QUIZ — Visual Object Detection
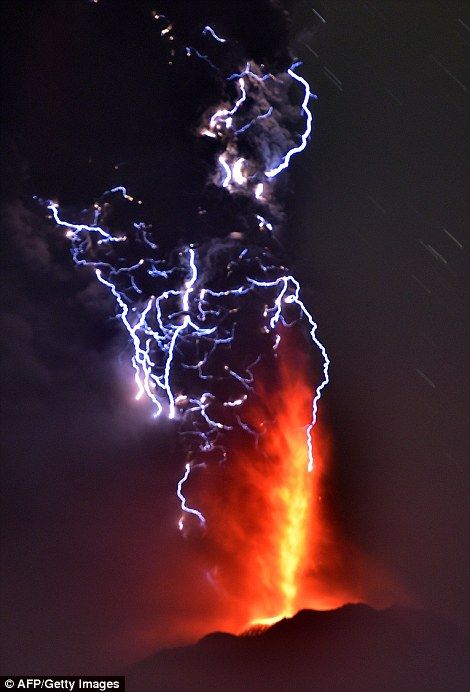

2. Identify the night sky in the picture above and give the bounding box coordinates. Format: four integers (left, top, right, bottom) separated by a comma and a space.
1, 0, 469, 675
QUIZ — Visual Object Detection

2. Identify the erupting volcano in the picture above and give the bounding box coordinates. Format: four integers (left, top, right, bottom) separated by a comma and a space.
193, 336, 334, 630
36, 0, 410, 651
2, 0, 468, 685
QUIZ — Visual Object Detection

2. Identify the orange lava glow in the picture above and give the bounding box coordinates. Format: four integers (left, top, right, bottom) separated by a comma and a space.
164, 333, 408, 650
248, 370, 317, 625
244, 348, 344, 627
185, 335, 359, 634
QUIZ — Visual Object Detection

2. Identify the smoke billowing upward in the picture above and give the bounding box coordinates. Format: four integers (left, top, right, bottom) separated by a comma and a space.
2, 0, 468, 676
46, 0, 328, 531
35, 0, 400, 639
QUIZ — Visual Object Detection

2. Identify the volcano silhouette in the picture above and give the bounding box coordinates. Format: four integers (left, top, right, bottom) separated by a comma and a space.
127, 603, 468, 691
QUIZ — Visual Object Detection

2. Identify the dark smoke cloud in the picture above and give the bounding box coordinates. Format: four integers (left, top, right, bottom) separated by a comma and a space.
0, 3, 319, 673
2, 0, 467, 677
0, 146, 152, 439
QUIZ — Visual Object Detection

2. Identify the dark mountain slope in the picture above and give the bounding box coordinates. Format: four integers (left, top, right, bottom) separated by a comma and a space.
128, 604, 468, 691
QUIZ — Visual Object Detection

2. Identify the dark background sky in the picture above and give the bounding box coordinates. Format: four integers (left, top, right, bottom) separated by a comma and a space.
1, 0, 469, 675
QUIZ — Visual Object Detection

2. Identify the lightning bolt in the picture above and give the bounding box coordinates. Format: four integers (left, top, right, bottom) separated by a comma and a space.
265, 62, 315, 178
202, 25, 227, 43
45, 19, 329, 529
177, 463, 206, 529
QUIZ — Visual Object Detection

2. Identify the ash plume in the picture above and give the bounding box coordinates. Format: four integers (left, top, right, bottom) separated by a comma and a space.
44, 1, 328, 547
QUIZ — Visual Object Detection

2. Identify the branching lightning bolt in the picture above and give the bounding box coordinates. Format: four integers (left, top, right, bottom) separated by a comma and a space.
45, 20, 329, 530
